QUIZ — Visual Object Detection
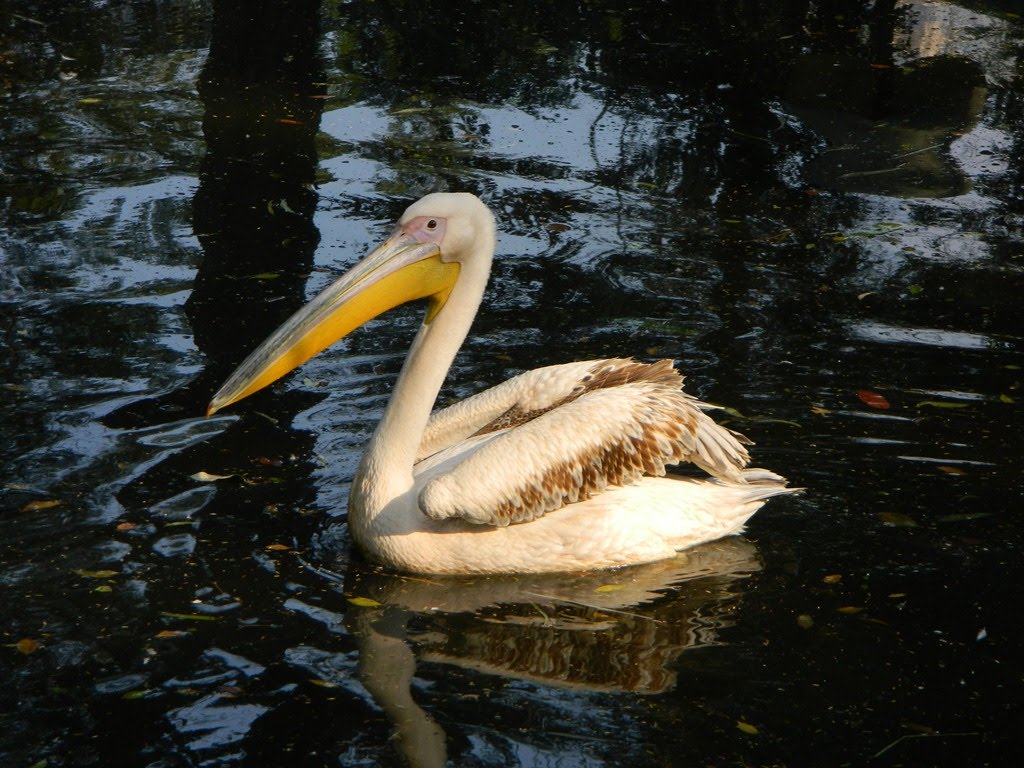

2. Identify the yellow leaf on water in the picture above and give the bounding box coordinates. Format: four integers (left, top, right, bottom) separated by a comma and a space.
348, 596, 382, 608
73, 569, 119, 579
190, 471, 234, 482
796, 614, 814, 629
265, 543, 290, 551
878, 511, 918, 527
737, 721, 759, 735
16, 638, 40, 655
21, 499, 61, 513
837, 606, 864, 614
823, 574, 842, 584
595, 584, 624, 593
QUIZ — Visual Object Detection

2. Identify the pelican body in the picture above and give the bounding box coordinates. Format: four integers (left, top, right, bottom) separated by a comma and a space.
208, 193, 796, 574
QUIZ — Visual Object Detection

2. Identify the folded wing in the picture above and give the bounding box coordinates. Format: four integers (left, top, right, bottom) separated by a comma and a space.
418, 377, 751, 527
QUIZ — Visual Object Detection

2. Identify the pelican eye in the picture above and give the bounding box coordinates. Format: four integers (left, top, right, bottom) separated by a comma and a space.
426, 219, 438, 230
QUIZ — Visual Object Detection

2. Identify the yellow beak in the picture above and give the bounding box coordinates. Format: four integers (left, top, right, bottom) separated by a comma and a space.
207, 232, 460, 415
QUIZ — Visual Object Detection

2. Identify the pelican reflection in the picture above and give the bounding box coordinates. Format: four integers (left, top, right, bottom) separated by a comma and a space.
326, 537, 761, 767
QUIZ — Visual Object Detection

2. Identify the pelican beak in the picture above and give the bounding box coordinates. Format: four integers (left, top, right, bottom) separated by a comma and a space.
207, 232, 459, 415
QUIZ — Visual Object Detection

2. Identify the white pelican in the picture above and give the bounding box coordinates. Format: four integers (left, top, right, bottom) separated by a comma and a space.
208, 193, 796, 574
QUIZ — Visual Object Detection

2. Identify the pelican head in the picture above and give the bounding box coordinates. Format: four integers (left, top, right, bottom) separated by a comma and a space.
207, 192, 496, 416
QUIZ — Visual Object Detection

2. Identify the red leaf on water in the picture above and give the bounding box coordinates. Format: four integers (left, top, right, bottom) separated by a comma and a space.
857, 389, 890, 409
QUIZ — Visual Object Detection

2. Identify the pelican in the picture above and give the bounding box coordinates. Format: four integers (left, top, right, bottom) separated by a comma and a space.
208, 193, 796, 574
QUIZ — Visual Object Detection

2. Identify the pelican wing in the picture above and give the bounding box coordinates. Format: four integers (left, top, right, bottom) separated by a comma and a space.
418, 380, 752, 527
418, 358, 687, 462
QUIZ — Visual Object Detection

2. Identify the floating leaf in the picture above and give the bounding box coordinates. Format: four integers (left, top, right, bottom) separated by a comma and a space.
161, 612, 220, 622
347, 596, 382, 608
21, 499, 61, 513
116, 522, 137, 531
78, 97, 102, 104
936, 465, 966, 475
857, 390, 890, 409
856, 291, 874, 300
248, 272, 280, 280
916, 400, 969, 410
94, 585, 113, 593
190, 471, 234, 482
154, 630, 186, 639
265, 543, 290, 551
837, 606, 864, 614
810, 406, 830, 416
878, 512, 918, 527
122, 690, 151, 700
17, 638, 40, 655
595, 584, 624, 593
545, 222, 570, 232
277, 118, 304, 126
908, 285, 924, 295
796, 614, 814, 629
999, 394, 1014, 404
309, 678, 338, 687
822, 574, 842, 584
737, 721, 759, 735
73, 569, 119, 579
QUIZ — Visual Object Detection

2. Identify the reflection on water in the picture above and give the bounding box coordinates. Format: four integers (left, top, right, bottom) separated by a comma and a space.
296, 539, 759, 767
2, 1, 1023, 766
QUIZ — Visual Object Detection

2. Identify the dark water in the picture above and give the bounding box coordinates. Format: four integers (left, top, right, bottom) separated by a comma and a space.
2, 1, 1023, 765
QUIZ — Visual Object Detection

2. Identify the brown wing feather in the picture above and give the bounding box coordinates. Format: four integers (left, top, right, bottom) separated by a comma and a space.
419, 379, 751, 527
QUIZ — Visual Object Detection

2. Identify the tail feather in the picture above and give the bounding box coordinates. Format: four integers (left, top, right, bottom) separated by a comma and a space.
733, 468, 803, 504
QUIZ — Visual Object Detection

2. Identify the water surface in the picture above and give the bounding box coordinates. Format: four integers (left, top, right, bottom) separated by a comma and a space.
2, 1, 1022, 766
